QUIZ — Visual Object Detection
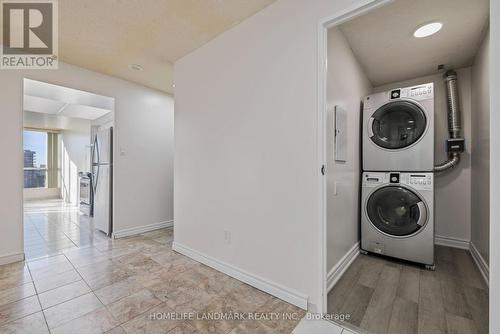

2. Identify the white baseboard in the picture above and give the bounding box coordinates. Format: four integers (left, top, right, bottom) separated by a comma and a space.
434, 236, 488, 286
327, 242, 360, 293
113, 220, 173, 239
469, 242, 489, 285
172, 241, 308, 310
0, 252, 25, 266
435, 235, 470, 249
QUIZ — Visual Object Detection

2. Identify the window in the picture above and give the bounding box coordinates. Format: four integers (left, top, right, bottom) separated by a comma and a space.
23, 130, 58, 188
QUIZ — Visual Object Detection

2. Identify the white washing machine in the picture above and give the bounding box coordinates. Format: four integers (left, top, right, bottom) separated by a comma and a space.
361, 172, 434, 266
362, 83, 434, 171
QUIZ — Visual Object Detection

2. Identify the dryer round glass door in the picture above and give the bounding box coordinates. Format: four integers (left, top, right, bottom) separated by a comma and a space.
369, 100, 427, 149
366, 186, 428, 237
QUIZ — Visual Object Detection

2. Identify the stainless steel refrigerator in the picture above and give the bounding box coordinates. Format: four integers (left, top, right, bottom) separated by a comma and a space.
92, 127, 113, 236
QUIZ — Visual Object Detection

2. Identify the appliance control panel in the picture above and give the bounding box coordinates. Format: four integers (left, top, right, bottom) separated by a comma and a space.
363, 172, 433, 189
407, 174, 433, 189
389, 83, 433, 100
362, 172, 388, 187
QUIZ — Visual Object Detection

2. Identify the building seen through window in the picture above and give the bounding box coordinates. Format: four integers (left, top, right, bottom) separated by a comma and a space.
23, 130, 48, 188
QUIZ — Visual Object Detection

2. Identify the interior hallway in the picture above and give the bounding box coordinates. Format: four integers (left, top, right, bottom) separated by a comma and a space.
327, 246, 488, 334
1, 223, 306, 333
23, 199, 108, 260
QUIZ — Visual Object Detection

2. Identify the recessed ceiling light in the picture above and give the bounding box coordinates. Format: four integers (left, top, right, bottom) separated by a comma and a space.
128, 64, 143, 71
413, 22, 442, 38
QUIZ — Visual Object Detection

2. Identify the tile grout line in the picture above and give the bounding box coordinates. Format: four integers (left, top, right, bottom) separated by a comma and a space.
26, 215, 49, 253
0, 281, 34, 303
29, 254, 87, 300
5, 213, 175, 331
103, 295, 161, 328
96, 233, 179, 328
43, 252, 104, 332
24, 259, 51, 333
62, 235, 171, 329
26, 206, 96, 258
6, 230, 239, 330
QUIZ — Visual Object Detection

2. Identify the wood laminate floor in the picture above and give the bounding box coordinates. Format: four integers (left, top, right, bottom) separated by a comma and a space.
327, 246, 488, 334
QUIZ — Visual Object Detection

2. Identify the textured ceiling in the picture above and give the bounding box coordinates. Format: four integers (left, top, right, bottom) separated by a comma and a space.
58, 0, 276, 94
337, 0, 489, 86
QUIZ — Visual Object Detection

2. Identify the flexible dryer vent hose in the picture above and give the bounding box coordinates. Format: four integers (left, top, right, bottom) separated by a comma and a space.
434, 152, 460, 172
434, 70, 462, 172
444, 71, 462, 138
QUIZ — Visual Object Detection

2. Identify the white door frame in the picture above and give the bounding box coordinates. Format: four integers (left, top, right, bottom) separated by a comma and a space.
490, 1, 499, 333
315, 0, 394, 314
317, 3, 499, 333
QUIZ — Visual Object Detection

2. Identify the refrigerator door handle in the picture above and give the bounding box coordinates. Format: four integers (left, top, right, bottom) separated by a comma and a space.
93, 165, 99, 195
95, 135, 100, 165
92, 135, 99, 195
91, 136, 96, 165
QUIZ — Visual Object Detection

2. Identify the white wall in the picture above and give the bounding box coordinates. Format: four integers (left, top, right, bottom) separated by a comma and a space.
326, 27, 372, 272
174, 0, 383, 311
23, 188, 61, 201
24, 110, 90, 130
471, 28, 490, 265
374, 68, 472, 244
490, 1, 499, 331
60, 122, 92, 205
92, 112, 114, 128
0, 62, 174, 262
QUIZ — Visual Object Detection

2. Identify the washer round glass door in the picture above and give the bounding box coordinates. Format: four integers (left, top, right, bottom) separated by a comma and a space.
366, 186, 427, 237
369, 100, 427, 149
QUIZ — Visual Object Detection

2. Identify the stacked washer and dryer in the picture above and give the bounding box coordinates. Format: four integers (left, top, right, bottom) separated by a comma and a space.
360, 82, 436, 269
359, 71, 465, 269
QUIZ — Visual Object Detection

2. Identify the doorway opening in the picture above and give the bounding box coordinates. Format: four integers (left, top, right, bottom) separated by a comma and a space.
319, 0, 490, 333
23, 78, 115, 260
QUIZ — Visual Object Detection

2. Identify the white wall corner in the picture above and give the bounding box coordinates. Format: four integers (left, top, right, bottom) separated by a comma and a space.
434, 235, 470, 250
112, 220, 173, 239
327, 242, 360, 293
172, 241, 309, 310
0, 252, 25, 266
306, 302, 320, 314
470, 242, 489, 285
435, 236, 488, 286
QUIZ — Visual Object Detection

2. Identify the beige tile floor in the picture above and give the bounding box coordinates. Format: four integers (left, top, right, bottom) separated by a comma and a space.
23, 199, 109, 259
1, 201, 306, 333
